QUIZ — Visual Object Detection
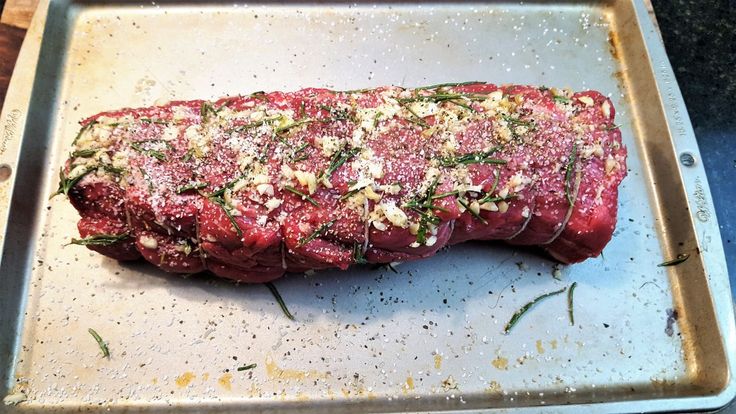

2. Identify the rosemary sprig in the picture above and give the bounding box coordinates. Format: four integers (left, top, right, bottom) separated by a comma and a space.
72, 121, 97, 145
567, 282, 578, 325
176, 182, 208, 194
658, 253, 690, 267
415, 81, 486, 90
297, 219, 336, 247
398, 93, 486, 104
131, 142, 166, 162
50, 168, 92, 199
265, 282, 295, 320
564, 142, 578, 206
88, 328, 110, 358
237, 363, 257, 371
353, 242, 367, 264
437, 149, 506, 167
553, 95, 571, 104
320, 147, 361, 181
504, 287, 567, 334
283, 185, 319, 206
71, 148, 98, 158
69, 232, 130, 246
457, 199, 488, 225
209, 196, 243, 237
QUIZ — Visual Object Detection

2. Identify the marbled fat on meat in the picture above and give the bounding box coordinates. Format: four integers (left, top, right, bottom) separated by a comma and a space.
57, 83, 627, 283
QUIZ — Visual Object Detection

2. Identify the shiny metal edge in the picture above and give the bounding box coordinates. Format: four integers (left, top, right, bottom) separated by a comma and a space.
630, 0, 736, 408
0, 0, 733, 413
0, 0, 51, 394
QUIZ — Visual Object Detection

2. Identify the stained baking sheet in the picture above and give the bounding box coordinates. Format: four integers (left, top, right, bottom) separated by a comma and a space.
0, 0, 734, 412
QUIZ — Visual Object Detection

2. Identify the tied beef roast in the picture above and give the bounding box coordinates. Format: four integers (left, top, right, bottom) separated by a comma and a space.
55, 83, 627, 283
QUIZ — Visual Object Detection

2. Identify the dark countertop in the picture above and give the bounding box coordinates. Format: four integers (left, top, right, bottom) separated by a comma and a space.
651, 0, 735, 299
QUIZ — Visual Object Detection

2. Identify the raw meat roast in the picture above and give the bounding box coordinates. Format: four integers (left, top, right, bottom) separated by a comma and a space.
56, 83, 627, 283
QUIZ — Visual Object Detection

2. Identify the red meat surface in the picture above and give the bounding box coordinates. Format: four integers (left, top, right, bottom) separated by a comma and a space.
57, 83, 627, 282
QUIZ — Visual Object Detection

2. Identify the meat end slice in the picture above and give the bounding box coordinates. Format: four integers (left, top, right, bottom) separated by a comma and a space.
56, 83, 627, 282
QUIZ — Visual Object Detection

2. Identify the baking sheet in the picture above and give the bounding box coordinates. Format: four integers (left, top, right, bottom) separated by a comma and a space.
0, 0, 734, 412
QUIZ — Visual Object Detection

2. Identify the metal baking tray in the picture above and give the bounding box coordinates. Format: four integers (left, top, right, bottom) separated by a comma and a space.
1, 0, 733, 412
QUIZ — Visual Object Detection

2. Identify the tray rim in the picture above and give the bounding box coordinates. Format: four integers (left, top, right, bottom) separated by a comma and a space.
0, 0, 734, 412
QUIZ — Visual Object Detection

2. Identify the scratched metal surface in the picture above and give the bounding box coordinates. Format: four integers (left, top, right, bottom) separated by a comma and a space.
0, 0, 733, 412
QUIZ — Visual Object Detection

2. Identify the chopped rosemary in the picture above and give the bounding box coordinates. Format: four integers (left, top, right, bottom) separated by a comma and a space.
275, 118, 312, 134
283, 185, 319, 206
321, 147, 361, 181
69, 232, 130, 246
415, 81, 486, 90
176, 182, 208, 194
404, 200, 449, 213
340, 184, 368, 201
209, 196, 243, 237
139, 118, 167, 125
404, 176, 444, 244
373, 111, 383, 128
658, 253, 690, 267
457, 199, 488, 225
317, 104, 352, 121
216, 98, 234, 112
402, 104, 429, 128
72, 121, 97, 145
297, 219, 336, 247
564, 142, 578, 206
200, 102, 218, 122
503, 286, 567, 334
237, 363, 257, 371
292, 153, 310, 162
437, 149, 506, 167
331, 87, 372, 94
553, 95, 571, 104
502, 115, 534, 128
71, 148, 98, 158
182, 149, 194, 162
567, 282, 577, 325
430, 190, 459, 200
603, 124, 620, 131
131, 142, 166, 162
477, 170, 502, 204
229, 116, 280, 133
265, 282, 295, 321
50, 168, 92, 199
208, 175, 246, 198
88, 328, 110, 358
102, 164, 125, 176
